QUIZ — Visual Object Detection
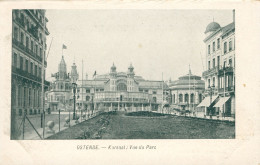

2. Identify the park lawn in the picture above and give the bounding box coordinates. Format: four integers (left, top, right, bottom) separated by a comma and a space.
47, 111, 235, 139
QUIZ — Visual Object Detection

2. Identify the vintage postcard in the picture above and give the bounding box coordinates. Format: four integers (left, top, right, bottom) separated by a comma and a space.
0, 1, 260, 165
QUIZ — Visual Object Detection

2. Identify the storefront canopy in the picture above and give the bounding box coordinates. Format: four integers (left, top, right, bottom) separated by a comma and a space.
213, 97, 230, 107
197, 96, 218, 107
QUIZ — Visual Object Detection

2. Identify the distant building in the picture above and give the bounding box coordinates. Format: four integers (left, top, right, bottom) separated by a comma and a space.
169, 69, 205, 112
11, 10, 50, 117
46, 56, 78, 112
76, 63, 170, 112
199, 10, 235, 118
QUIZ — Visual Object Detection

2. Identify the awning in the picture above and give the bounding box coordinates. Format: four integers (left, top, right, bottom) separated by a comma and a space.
214, 97, 230, 107
197, 96, 218, 107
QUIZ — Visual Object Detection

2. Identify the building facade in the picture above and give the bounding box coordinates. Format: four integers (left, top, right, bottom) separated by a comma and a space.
46, 56, 79, 112
76, 63, 170, 113
199, 10, 235, 118
169, 69, 205, 113
11, 10, 50, 117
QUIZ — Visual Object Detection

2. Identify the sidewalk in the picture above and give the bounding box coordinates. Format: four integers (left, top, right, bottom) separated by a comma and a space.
17, 111, 98, 140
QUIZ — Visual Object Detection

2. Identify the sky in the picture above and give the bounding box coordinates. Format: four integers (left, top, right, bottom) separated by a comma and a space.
45, 9, 233, 82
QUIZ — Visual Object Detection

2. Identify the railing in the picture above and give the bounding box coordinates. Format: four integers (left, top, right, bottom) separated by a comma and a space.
13, 39, 47, 66
202, 67, 219, 77
218, 66, 234, 75
12, 66, 49, 85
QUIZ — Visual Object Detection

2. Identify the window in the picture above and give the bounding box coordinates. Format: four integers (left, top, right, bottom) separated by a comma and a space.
173, 94, 175, 103
39, 67, 41, 78
229, 58, 232, 67
35, 65, 37, 76
213, 42, 215, 52
229, 41, 232, 51
199, 94, 202, 103
213, 77, 215, 86
20, 56, 23, 70
33, 89, 36, 107
40, 48, 42, 57
190, 94, 194, 103
35, 45, 38, 55
213, 58, 215, 68
31, 40, 34, 51
224, 42, 227, 54
29, 88, 31, 106
223, 61, 227, 68
184, 94, 189, 103
30, 62, 33, 74
117, 83, 127, 91
20, 32, 24, 44
208, 79, 210, 87
217, 56, 220, 67
86, 96, 90, 101
13, 53, 17, 67
14, 27, 18, 40
25, 60, 28, 72
208, 61, 210, 70
86, 89, 90, 93
208, 45, 210, 54
179, 94, 183, 103
153, 91, 157, 94
217, 38, 220, 49
26, 37, 29, 48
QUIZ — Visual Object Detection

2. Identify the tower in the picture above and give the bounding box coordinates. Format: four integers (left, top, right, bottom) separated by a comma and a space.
109, 63, 117, 91
127, 63, 135, 92
58, 56, 67, 80
71, 62, 79, 83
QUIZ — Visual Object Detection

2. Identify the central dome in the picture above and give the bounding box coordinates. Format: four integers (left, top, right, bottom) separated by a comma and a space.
205, 22, 221, 34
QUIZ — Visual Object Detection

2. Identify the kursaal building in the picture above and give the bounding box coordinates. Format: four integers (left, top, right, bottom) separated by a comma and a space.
198, 10, 235, 118
76, 63, 170, 113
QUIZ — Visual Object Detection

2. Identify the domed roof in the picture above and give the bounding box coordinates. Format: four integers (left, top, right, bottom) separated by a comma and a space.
205, 22, 221, 34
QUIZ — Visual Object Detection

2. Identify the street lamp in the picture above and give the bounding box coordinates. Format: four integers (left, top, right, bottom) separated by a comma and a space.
208, 84, 215, 119
72, 82, 77, 120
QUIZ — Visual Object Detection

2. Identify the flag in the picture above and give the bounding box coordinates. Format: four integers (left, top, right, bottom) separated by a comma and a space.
93, 71, 96, 78
62, 44, 67, 49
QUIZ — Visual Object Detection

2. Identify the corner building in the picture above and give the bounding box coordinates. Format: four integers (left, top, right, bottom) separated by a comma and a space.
76, 63, 170, 112
11, 10, 50, 117
199, 10, 235, 118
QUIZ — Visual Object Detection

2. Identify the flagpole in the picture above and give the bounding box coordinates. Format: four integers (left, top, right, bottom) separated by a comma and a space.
189, 64, 191, 115
162, 72, 163, 114
42, 12, 46, 139
81, 59, 83, 121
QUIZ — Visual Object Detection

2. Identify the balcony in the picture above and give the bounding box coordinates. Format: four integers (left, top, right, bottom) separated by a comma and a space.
218, 66, 234, 75
12, 66, 50, 85
13, 38, 47, 66
202, 67, 219, 78
218, 85, 235, 94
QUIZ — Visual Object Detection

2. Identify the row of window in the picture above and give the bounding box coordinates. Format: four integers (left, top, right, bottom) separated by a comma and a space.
173, 93, 197, 103
208, 38, 234, 55
208, 57, 233, 70
208, 38, 221, 54
13, 26, 45, 58
13, 53, 42, 78
12, 85, 41, 108
208, 75, 234, 89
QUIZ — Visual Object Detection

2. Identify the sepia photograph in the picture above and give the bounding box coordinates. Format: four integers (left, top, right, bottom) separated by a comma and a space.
10, 9, 236, 140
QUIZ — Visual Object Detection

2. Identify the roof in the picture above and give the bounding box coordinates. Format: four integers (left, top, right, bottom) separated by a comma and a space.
205, 22, 221, 34
139, 81, 169, 89
221, 22, 235, 37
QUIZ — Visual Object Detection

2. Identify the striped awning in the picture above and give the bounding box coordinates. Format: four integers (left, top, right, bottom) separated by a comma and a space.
213, 97, 230, 107
197, 96, 218, 107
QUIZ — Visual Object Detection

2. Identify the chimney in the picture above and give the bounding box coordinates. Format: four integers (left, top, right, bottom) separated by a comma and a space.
233, 9, 235, 23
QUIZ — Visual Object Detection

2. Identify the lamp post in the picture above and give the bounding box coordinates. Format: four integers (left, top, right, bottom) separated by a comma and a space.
72, 82, 77, 120
208, 84, 215, 119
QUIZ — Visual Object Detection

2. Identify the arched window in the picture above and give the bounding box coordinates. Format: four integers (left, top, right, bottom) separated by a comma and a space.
185, 94, 189, 103
190, 93, 194, 103
86, 96, 90, 102
117, 83, 127, 91
179, 94, 183, 103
